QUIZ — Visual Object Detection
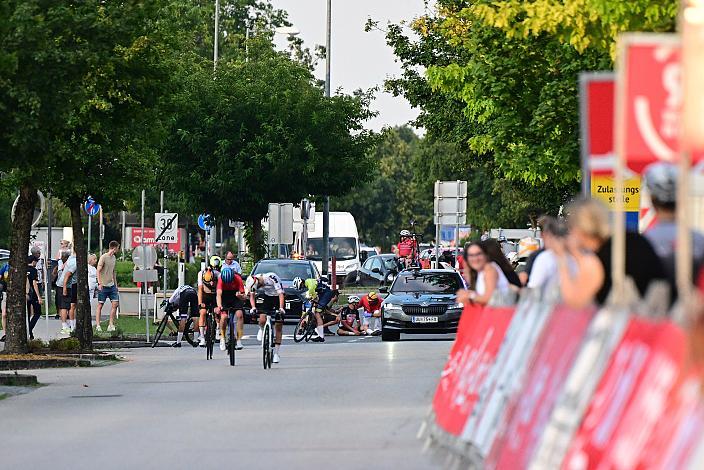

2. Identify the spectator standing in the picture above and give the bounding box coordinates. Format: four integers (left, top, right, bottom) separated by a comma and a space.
96, 241, 120, 332
62, 253, 78, 333
553, 199, 666, 309
526, 218, 573, 295
55, 250, 71, 334
482, 238, 522, 289
643, 163, 704, 300
88, 254, 98, 321
26, 255, 42, 339
0, 263, 9, 342
55, 240, 71, 263
222, 251, 242, 274
457, 241, 513, 306
30, 245, 44, 294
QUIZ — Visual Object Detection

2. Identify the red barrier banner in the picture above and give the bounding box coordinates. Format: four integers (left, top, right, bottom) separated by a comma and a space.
562, 318, 687, 469
432, 304, 516, 436
488, 305, 595, 469
642, 370, 704, 469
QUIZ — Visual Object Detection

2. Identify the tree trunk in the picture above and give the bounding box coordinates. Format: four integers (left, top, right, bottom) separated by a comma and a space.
246, 219, 265, 262
70, 203, 92, 349
5, 184, 37, 353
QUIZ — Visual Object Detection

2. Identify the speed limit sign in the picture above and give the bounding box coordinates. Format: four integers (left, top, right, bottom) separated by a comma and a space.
154, 212, 178, 243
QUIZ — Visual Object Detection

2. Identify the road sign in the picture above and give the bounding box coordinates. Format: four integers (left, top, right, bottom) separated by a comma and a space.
154, 212, 178, 243
434, 181, 467, 225
132, 245, 158, 269
132, 269, 159, 283
268, 203, 294, 244
83, 198, 100, 217
197, 214, 211, 231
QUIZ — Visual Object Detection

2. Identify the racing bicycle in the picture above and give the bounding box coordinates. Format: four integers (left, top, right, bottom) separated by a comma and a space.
152, 300, 197, 348
204, 306, 217, 360
294, 298, 340, 343
261, 311, 275, 369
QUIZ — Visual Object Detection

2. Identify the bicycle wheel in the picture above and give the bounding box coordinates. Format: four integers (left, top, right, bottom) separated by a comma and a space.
184, 318, 197, 347
228, 314, 236, 367
206, 313, 215, 360
304, 314, 317, 342
151, 315, 169, 348
293, 313, 308, 343
262, 323, 270, 370
268, 322, 275, 369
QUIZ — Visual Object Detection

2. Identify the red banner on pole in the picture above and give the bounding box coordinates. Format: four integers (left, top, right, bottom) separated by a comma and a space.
488, 305, 595, 469
562, 318, 688, 469
432, 304, 516, 436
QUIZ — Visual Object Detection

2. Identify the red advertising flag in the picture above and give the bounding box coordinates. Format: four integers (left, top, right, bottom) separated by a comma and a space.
432, 304, 516, 436
489, 305, 595, 469
561, 318, 688, 469
583, 77, 616, 176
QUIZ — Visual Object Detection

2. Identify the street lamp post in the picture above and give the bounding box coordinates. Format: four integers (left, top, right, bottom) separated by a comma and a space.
321, 0, 332, 278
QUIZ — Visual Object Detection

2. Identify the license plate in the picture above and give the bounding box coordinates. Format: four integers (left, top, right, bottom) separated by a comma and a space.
412, 316, 438, 324
285, 302, 290, 310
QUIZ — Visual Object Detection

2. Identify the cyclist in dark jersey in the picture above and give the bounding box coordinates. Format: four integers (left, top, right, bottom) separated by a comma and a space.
246, 273, 285, 363
167, 285, 199, 348
216, 267, 246, 351
197, 256, 220, 347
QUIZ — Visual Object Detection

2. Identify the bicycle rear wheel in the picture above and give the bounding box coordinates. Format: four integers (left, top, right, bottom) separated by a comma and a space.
304, 314, 317, 342
262, 323, 270, 370
206, 313, 215, 360
228, 314, 236, 367
183, 318, 197, 347
293, 313, 309, 343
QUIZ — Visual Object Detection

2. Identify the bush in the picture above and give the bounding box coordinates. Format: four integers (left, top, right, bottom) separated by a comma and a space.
116, 260, 137, 287
28, 339, 47, 352
48, 337, 81, 351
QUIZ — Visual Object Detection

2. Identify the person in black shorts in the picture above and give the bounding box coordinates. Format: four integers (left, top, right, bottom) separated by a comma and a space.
197, 261, 220, 347
216, 268, 246, 351
246, 273, 285, 363
166, 285, 199, 348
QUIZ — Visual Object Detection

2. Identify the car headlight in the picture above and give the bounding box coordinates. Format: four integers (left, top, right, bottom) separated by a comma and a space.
449, 302, 464, 310
384, 303, 401, 311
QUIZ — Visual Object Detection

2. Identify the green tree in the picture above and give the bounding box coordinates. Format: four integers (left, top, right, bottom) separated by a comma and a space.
162, 53, 377, 260
1, 0, 187, 351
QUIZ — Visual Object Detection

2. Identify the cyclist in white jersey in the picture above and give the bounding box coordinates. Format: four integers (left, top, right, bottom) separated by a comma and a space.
246, 273, 285, 363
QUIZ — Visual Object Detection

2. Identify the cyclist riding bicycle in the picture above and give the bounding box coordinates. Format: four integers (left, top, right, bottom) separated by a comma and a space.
166, 284, 199, 347
359, 291, 383, 336
398, 229, 419, 268
297, 276, 340, 342
197, 255, 221, 347
216, 267, 246, 352
247, 272, 285, 364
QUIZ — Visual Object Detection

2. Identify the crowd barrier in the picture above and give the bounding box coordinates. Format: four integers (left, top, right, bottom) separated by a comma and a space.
421, 290, 704, 469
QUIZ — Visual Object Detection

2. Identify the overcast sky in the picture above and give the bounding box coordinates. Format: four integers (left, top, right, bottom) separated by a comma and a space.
270, 0, 429, 132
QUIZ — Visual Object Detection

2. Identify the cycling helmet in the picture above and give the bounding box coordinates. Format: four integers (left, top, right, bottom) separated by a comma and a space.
292, 277, 304, 290
220, 267, 234, 284
209, 255, 221, 268
348, 295, 360, 304
645, 162, 677, 204
202, 270, 213, 283
368, 291, 378, 301
400, 229, 411, 236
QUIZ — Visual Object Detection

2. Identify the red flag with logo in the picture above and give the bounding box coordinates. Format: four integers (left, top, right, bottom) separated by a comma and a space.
432, 304, 516, 436
488, 305, 595, 469
561, 318, 688, 469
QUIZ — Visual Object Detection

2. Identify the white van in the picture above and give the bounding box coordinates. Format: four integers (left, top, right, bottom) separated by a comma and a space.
300, 211, 360, 286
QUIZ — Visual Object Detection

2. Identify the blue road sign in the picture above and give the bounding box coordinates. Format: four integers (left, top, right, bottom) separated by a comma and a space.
83, 198, 100, 217
197, 214, 211, 231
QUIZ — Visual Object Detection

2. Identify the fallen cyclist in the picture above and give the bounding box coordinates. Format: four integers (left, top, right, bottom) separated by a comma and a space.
166, 284, 199, 348
359, 291, 382, 336
337, 295, 362, 336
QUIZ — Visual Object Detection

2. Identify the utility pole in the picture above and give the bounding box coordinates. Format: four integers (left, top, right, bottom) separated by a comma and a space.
214, 0, 220, 69
321, 0, 332, 278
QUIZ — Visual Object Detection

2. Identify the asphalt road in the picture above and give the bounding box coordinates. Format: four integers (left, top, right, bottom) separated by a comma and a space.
0, 328, 454, 470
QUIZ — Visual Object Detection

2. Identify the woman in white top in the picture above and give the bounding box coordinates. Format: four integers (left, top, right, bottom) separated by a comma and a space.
457, 241, 511, 306
88, 254, 98, 298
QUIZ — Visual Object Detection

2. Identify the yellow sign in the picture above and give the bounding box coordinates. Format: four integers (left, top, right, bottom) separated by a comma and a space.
591, 175, 641, 212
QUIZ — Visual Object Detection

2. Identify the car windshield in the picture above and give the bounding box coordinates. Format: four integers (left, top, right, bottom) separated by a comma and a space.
382, 257, 400, 270
306, 237, 357, 261
252, 262, 314, 281
390, 272, 461, 294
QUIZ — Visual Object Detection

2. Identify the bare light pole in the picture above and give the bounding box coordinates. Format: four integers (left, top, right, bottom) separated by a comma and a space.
321, 0, 332, 278
214, 0, 220, 69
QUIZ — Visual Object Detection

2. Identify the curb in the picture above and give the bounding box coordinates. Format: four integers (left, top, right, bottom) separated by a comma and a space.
0, 357, 92, 370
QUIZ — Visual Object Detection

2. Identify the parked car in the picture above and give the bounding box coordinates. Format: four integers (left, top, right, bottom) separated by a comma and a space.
354, 254, 401, 288
380, 269, 465, 341
244, 259, 320, 322
359, 245, 378, 263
